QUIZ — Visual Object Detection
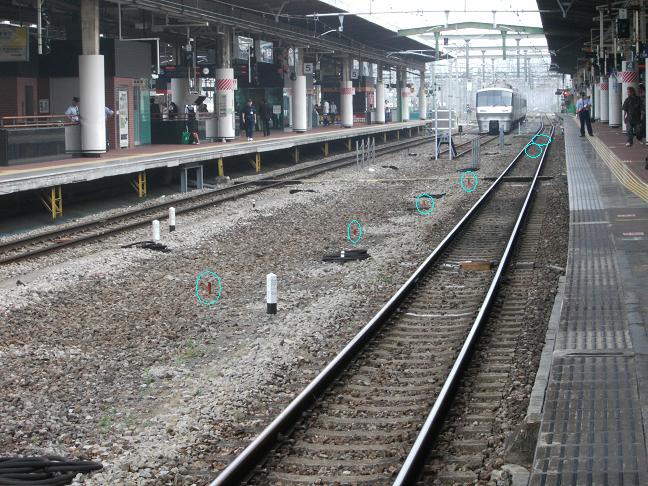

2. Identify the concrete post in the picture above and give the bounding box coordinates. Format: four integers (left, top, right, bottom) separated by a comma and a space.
400, 67, 410, 122
341, 58, 353, 128
419, 67, 427, 120
292, 49, 307, 132
599, 76, 609, 123
465, 39, 470, 79
171, 78, 191, 111
375, 64, 385, 124
593, 81, 600, 121
609, 74, 622, 128
79, 0, 105, 155
481, 50, 486, 85
620, 60, 639, 132
516, 38, 521, 78
215, 26, 235, 140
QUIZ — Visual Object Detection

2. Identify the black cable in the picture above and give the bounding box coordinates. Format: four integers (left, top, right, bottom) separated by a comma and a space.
0, 456, 102, 485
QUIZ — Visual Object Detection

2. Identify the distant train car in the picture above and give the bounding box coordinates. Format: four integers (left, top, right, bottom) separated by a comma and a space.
476, 86, 527, 134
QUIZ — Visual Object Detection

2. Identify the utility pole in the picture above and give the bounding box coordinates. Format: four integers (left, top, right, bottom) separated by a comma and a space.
465, 39, 470, 79
524, 49, 529, 84
491, 58, 496, 83
516, 38, 521, 78
482, 49, 486, 84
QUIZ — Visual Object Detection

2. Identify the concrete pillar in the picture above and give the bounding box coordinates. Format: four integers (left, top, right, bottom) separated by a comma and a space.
418, 68, 427, 120
609, 74, 622, 128
81, 0, 99, 55
79, 0, 105, 155
400, 68, 410, 122
599, 76, 609, 123
594, 81, 601, 121
341, 58, 353, 128
171, 78, 191, 110
293, 74, 307, 132
620, 60, 639, 132
516, 38, 521, 78
215, 26, 234, 140
375, 81, 385, 124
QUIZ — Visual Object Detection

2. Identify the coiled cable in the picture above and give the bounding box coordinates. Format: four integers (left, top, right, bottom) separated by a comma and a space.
0, 456, 102, 485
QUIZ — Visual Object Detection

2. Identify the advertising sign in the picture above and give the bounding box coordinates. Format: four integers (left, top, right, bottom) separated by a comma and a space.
118, 89, 129, 148
260, 41, 273, 63
0, 26, 29, 62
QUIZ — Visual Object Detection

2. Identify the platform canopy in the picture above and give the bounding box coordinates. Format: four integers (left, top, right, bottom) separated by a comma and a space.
0, 0, 436, 69
104, 0, 436, 68
535, 0, 598, 74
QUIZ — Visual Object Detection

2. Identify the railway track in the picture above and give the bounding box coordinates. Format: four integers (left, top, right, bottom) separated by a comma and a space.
0, 131, 492, 266
209, 123, 554, 486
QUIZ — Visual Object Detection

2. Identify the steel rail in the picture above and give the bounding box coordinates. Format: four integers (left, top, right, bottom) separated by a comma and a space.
209, 123, 545, 486
0, 130, 473, 265
393, 124, 556, 486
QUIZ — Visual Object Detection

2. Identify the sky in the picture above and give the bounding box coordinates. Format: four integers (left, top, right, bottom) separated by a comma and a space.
322, 0, 549, 62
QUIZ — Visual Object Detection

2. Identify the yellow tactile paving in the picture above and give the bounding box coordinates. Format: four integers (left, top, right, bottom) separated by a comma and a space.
573, 118, 648, 203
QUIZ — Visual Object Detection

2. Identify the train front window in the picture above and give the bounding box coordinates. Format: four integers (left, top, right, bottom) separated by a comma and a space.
477, 91, 513, 106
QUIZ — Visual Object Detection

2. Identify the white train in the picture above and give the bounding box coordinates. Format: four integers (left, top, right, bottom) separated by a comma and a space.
476, 86, 527, 134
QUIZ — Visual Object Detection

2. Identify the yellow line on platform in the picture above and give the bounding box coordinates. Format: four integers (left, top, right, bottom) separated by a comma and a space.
573, 117, 648, 203
587, 135, 648, 203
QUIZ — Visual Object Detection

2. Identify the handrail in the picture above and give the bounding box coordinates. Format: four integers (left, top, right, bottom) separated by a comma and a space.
209, 123, 545, 486
0, 115, 77, 129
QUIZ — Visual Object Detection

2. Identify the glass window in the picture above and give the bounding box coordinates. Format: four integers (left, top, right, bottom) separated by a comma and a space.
477, 90, 513, 106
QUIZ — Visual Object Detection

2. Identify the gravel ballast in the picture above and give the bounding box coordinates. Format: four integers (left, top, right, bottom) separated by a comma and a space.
1, 129, 543, 485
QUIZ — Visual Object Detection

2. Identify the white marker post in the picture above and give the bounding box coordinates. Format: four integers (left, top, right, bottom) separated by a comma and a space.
169, 207, 176, 232
152, 220, 160, 242
266, 273, 277, 314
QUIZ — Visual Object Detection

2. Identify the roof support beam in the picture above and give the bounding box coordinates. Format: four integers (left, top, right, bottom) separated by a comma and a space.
398, 22, 545, 37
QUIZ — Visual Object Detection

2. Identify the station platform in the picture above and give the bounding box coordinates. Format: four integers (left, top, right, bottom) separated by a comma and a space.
529, 119, 648, 484
0, 120, 427, 196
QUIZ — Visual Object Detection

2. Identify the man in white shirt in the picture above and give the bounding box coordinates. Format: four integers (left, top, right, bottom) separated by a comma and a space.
322, 99, 330, 126
65, 97, 80, 123
575, 92, 593, 137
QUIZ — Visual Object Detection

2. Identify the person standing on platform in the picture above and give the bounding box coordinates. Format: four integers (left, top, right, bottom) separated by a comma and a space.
330, 101, 337, 125
576, 92, 593, 137
168, 101, 179, 119
638, 84, 646, 142
65, 97, 80, 123
623, 86, 642, 147
322, 99, 330, 126
104, 106, 115, 149
241, 99, 257, 141
259, 99, 272, 136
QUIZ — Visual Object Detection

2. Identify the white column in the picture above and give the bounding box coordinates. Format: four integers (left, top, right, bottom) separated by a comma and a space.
609, 74, 622, 128
79, 55, 106, 154
171, 78, 191, 110
620, 61, 639, 132
79, 0, 105, 155
418, 68, 427, 120
292, 74, 307, 132
340, 81, 353, 128
593, 82, 600, 121
401, 69, 410, 122
599, 76, 609, 123
215, 68, 235, 140
375, 80, 385, 124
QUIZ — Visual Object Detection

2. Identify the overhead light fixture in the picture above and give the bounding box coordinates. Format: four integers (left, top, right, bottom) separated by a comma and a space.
444, 10, 449, 28
338, 14, 344, 32
492, 10, 497, 28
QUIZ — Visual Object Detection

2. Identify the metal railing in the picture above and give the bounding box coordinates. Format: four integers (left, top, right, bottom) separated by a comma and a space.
355, 136, 375, 168
0, 115, 77, 129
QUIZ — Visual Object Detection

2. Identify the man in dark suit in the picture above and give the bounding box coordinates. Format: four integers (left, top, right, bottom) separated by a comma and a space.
259, 99, 272, 136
